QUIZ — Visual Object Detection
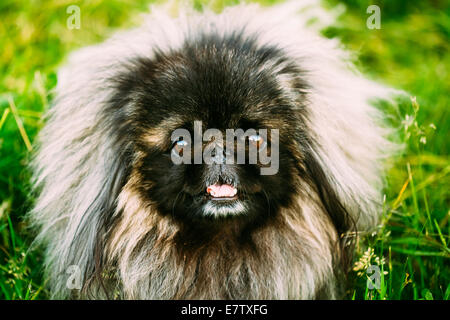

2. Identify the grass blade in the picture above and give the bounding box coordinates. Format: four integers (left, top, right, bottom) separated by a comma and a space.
7, 96, 32, 152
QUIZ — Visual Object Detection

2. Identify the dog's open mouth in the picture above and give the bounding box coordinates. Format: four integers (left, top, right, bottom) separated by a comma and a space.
202, 183, 246, 217
206, 183, 238, 201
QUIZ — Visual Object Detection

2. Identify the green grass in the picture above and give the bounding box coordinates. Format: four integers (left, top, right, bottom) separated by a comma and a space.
0, 0, 448, 300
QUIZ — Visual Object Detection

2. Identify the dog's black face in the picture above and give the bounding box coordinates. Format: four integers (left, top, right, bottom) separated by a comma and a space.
109, 33, 311, 234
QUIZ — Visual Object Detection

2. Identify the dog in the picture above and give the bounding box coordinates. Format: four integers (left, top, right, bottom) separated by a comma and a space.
29, 1, 396, 299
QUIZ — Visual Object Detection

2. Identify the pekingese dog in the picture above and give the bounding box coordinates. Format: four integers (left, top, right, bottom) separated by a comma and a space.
29, 2, 396, 299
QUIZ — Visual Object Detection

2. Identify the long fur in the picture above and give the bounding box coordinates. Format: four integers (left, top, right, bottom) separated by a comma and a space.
29, 1, 397, 299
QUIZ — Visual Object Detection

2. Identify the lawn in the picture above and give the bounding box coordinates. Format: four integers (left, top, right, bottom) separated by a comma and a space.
0, 0, 448, 299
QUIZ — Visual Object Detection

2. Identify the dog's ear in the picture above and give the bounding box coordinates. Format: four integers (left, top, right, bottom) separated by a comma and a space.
304, 151, 355, 236
61, 140, 132, 298
302, 149, 356, 270
81, 145, 131, 298
29, 118, 132, 299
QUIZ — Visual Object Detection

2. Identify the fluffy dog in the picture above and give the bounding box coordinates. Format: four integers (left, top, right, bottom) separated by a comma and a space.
29, 2, 396, 299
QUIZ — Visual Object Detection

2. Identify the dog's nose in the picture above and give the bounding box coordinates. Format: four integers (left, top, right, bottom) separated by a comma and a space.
204, 156, 239, 190
203, 140, 238, 188
205, 163, 238, 187
210, 145, 233, 164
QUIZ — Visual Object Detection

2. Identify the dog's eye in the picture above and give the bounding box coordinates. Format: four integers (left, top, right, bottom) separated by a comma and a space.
171, 139, 189, 157
248, 134, 267, 150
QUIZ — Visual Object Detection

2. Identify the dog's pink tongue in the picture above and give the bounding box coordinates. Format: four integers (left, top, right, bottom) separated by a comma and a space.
206, 184, 237, 197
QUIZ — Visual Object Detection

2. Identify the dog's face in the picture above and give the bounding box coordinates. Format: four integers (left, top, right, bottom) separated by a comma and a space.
110, 35, 310, 231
